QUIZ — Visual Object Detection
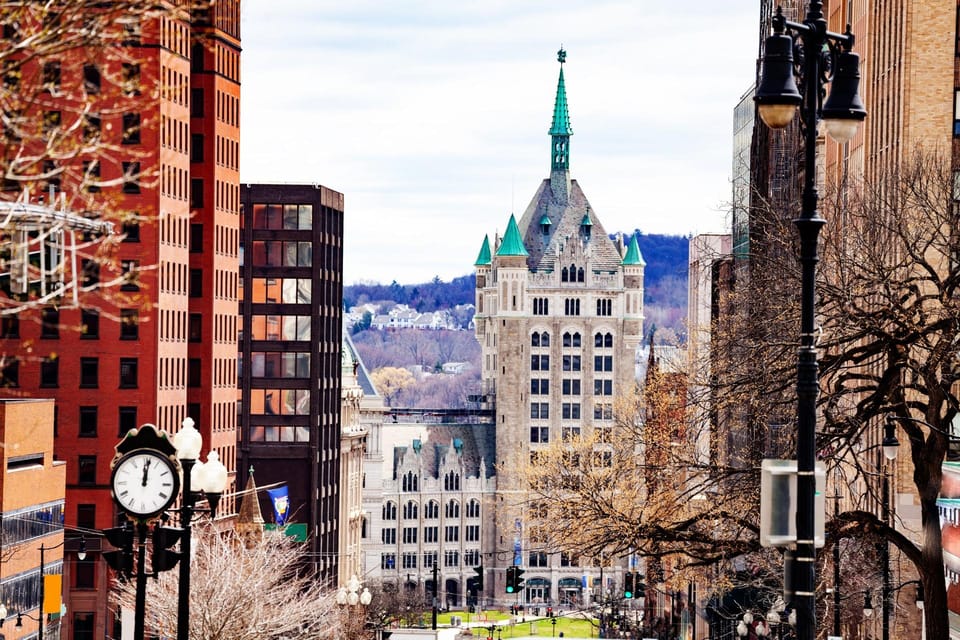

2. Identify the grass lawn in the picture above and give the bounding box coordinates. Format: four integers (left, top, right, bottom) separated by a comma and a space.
434, 610, 600, 638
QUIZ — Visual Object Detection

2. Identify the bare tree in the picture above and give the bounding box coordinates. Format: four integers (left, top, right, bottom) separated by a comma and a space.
113, 528, 337, 640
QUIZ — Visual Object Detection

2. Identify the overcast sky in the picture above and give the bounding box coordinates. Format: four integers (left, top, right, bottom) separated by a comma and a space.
240, 1, 759, 285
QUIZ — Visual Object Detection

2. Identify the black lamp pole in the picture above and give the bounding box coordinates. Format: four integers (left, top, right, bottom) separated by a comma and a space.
178, 456, 196, 640
881, 467, 890, 640
755, 3, 865, 639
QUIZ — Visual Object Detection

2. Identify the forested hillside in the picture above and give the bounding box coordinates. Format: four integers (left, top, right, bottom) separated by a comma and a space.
345, 232, 690, 340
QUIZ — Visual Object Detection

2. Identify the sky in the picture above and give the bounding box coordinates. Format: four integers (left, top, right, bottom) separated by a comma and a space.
240, 1, 760, 285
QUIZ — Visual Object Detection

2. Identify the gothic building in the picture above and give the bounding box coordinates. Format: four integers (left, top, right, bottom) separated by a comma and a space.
473, 49, 645, 603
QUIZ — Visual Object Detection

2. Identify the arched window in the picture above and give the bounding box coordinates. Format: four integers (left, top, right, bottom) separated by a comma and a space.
466, 499, 481, 518
403, 500, 418, 519
541, 332, 550, 347
383, 501, 397, 520
577, 267, 584, 282
561, 267, 569, 282
445, 500, 460, 518
444, 471, 461, 491
402, 471, 419, 492
425, 500, 439, 519
532, 333, 540, 347
604, 332, 613, 348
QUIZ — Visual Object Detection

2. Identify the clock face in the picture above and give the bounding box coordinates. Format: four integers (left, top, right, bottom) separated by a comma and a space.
111, 450, 181, 518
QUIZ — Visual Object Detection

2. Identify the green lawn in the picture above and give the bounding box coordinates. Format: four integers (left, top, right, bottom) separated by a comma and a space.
434, 610, 600, 638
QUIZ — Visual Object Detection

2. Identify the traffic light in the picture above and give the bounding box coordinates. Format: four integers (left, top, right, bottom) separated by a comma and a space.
473, 564, 484, 592
103, 525, 134, 580
624, 572, 635, 599
506, 565, 526, 593
152, 525, 183, 573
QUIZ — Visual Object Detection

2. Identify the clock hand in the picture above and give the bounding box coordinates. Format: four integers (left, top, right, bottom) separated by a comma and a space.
142, 459, 151, 487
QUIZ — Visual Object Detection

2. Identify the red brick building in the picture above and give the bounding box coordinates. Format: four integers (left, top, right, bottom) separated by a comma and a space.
0, 4, 241, 638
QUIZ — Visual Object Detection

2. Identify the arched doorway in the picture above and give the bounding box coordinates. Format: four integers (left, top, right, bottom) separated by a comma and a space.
445, 578, 460, 608
558, 577, 583, 607
525, 577, 551, 605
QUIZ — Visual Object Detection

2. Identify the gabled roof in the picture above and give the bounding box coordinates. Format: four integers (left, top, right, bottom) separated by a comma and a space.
495, 214, 529, 257
622, 233, 645, 265
475, 234, 492, 266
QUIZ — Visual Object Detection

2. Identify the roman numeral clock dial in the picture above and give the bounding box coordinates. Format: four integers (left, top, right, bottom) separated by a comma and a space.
111, 449, 181, 519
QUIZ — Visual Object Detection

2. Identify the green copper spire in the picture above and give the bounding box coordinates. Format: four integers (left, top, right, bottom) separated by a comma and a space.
622, 233, 645, 265
475, 234, 492, 266
495, 214, 529, 257
549, 47, 572, 172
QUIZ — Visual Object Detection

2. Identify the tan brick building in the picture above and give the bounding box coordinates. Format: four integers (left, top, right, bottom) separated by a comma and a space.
473, 49, 644, 605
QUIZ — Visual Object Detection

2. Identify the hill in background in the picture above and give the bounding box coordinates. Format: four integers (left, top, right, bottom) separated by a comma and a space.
345, 232, 690, 342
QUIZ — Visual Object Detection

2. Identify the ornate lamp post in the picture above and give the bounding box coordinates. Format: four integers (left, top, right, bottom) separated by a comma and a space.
336, 575, 373, 639
754, 3, 866, 639
172, 417, 228, 640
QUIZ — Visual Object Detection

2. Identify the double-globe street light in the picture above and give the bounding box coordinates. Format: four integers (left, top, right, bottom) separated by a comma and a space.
754, 2, 866, 639
171, 417, 228, 640
336, 575, 373, 640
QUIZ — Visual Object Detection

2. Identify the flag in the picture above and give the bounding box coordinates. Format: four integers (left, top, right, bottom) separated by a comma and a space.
267, 485, 290, 526
43, 574, 61, 614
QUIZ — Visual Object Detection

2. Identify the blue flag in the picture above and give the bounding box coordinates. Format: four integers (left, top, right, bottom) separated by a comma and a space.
267, 485, 290, 526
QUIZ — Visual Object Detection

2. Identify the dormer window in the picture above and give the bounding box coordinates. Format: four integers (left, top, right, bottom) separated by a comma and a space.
540, 214, 552, 235
581, 212, 592, 239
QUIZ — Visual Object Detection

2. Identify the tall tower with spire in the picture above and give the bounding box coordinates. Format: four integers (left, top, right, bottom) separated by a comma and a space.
474, 49, 645, 603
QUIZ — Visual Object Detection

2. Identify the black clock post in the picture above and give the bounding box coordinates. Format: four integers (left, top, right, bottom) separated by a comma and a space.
106, 424, 183, 640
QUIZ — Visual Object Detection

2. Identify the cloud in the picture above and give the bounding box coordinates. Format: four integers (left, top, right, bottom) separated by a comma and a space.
241, 0, 759, 284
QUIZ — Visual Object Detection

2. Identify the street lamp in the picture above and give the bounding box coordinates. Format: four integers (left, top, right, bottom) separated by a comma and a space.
337, 574, 373, 638
172, 416, 228, 640
35, 535, 84, 640
754, 3, 866, 639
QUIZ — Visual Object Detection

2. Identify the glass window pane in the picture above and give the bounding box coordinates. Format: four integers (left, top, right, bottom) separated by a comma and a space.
284, 242, 298, 266
298, 204, 312, 230
283, 204, 299, 230
298, 242, 312, 266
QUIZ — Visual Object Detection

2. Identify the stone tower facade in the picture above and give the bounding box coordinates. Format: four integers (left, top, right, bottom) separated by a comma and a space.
474, 49, 645, 605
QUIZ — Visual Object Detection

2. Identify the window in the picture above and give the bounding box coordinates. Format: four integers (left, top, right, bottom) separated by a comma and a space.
79, 406, 97, 437
594, 355, 613, 372
563, 355, 581, 371
83, 114, 101, 142
188, 358, 201, 387
190, 223, 203, 252
121, 63, 140, 96
191, 178, 204, 208
81, 309, 99, 338
80, 358, 98, 388
189, 269, 203, 297
562, 379, 581, 395
466, 500, 481, 518
465, 525, 480, 542
0, 359, 18, 387
402, 527, 418, 544
122, 113, 140, 144
382, 502, 397, 520
530, 426, 549, 443
40, 356, 59, 388
83, 64, 100, 94
78, 456, 96, 485
529, 551, 549, 567
119, 358, 138, 388
594, 379, 613, 396
465, 550, 481, 566
444, 526, 459, 542
562, 403, 581, 420
423, 551, 437, 567
118, 406, 137, 437
594, 403, 613, 421
120, 309, 138, 340
425, 501, 439, 519
401, 471, 419, 492
424, 526, 438, 543
381, 553, 396, 570
563, 332, 582, 348
77, 504, 96, 531
564, 298, 581, 316
189, 314, 202, 342
530, 378, 549, 395
191, 134, 203, 163
75, 556, 95, 589
42, 61, 60, 93
595, 332, 613, 348
444, 551, 459, 567
533, 297, 549, 315
119, 260, 140, 290
596, 298, 612, 316
402, 553, 417, 569
122, 218, 140, 242
43, 160, 60, 192
191, 88, 204, 117
443, 472, 460, 491
531, 355, 549, 371
445, 500, 460, 518
403, 501, 418, 519
381, 528, 396, 544
41, 307, 59, 338
122, 161, 140, 194
530, 403, 549, 419
43, 110, 61, 134
0, 315, 19, 338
